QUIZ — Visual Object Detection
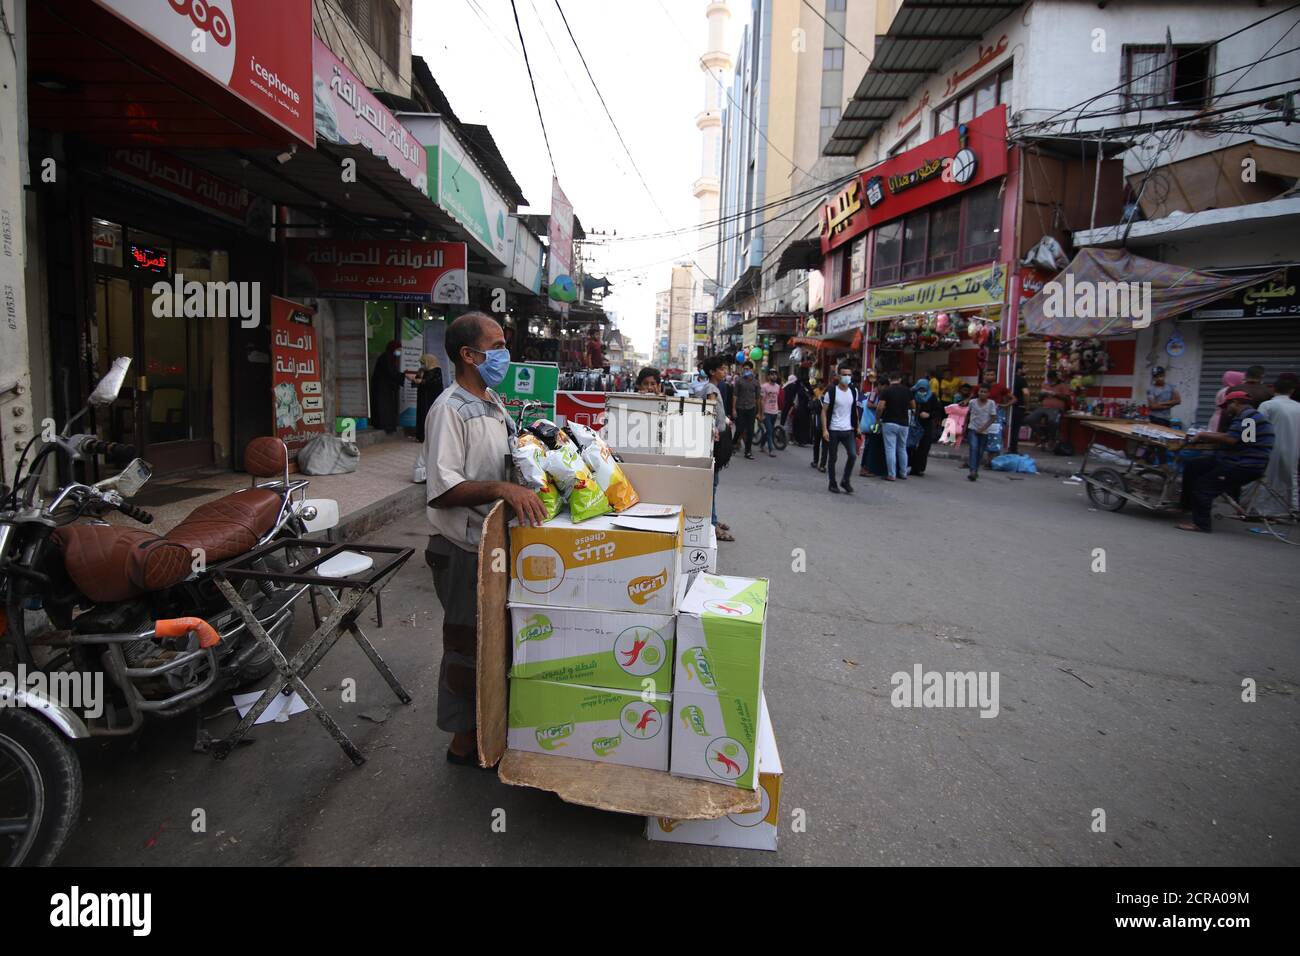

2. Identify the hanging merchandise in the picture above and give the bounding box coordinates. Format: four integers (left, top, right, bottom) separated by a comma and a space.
806, 317, 818, 333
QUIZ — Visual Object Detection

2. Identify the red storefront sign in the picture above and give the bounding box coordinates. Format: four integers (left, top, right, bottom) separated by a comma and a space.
94, 0, 314, 146
821, 105, 1008, 254
107, 149, 252, 224
312, 36, 427, 192
285, 240, 469, 304
555, 391, 607, 432
270, 297, 326, 451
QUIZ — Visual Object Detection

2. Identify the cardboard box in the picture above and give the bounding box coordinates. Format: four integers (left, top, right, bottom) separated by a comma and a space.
509, 603, 675, 693
682, 514, 712, 549
670, 574, 768, 790
507, 678, 671, 772
509, 509, 683, 614
679, 521, 717, 574
647, 695, 782, 850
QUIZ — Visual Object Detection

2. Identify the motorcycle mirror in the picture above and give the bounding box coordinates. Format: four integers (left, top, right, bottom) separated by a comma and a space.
115, 458, 152, 499
89, 356, 132, 407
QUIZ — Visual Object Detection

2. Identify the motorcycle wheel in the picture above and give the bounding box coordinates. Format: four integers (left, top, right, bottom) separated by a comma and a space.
0, 708, 82, 867
773, 426, 789, 451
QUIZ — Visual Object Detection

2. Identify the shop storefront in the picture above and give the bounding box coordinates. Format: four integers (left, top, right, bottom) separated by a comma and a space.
819, 106, 1013, 389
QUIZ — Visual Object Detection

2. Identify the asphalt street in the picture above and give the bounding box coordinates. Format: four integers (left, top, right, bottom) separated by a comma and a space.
61, 444, 1299, 866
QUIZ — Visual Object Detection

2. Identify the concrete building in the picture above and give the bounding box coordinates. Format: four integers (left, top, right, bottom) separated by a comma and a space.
712, 0, 874, 360
817, 0, 1299, 420
692, 1, 732, 323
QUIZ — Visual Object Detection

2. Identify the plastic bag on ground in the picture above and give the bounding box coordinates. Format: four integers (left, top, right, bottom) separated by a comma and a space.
297, 435, 360, 475
991, 453, 1038, 474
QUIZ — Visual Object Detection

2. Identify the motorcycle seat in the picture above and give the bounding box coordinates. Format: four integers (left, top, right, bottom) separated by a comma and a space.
53, 488, 285, 604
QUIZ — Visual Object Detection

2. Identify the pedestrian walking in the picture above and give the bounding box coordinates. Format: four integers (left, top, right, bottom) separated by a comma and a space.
966, 384, 997, 481
909, 378, 944, 476
859, 375, 886, 478
876, 371, 915, 481
810, 378, 828, 471
821, 361, 860, 494
369, 339, 404, 434
732, 361, 761, 459
702, 354, 736, 541
760, 368, 781, 457
409, 354, 444, 443
1008, 362, 1028, 454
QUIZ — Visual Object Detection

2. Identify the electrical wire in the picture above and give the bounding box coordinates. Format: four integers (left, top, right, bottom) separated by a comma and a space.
1020, 3, 1300, 132
509, 0, 557, 172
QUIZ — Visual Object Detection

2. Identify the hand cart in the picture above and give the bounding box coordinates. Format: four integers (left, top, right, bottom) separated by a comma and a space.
1076, 420, 1297, 541
210, 538, 414, 765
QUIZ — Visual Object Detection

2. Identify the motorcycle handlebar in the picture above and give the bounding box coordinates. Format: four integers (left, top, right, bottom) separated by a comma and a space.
116, 501, 154, 524
154, 617, 221, 649
78, 438, 137, 466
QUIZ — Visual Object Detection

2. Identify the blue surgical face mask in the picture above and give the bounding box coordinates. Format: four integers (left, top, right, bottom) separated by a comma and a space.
471, 347, 511, 388
841, 374, 851, 385
743, 370, 753, 378
393, 349, 402, 358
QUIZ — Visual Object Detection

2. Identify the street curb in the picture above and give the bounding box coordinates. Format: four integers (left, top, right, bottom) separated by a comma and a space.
336, 482, 427, 542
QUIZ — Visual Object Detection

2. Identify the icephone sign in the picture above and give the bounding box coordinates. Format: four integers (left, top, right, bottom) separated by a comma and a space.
95, 0, 315, 146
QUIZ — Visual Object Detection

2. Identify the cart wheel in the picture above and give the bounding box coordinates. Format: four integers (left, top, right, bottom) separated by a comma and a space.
1086, 468, 1128, 512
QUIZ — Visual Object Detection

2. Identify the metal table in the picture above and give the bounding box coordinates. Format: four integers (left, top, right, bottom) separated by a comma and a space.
210, 538, 413, 765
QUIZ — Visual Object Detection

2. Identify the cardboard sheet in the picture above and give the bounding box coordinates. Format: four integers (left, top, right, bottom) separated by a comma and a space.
498, 750, 761, 819
476, 502, 510, 768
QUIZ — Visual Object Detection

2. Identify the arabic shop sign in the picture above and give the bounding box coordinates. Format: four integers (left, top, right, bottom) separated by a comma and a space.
270, 296, 327, 451
887, 156, 944, 196
819, 180, 863, 240
285, 239, 468, 304
311, 36, 427, 192
1188, 265, 1299, 320
129, 244, 168, 273
107, 150, 253, 225
865, 262, 1006, 320
944, 35, 1009, 97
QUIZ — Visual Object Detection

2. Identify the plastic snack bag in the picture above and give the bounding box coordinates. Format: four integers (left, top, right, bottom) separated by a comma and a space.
525, 419, 571, 450
512, 433, 562, 520
544, 443, 611, 522
564, 422, 639, 511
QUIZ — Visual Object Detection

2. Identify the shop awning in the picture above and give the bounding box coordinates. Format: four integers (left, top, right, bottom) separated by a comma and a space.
789, 333, 854, 349
774, 238, 823, 279
824, 0, 1021, 157
1021, 248, 1284, 338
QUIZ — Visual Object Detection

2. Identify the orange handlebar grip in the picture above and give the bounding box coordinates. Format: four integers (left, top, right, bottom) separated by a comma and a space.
154, 617, 221, 649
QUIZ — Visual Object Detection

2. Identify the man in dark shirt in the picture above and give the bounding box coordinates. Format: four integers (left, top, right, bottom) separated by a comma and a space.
876, 371, 916, 481
731, 360, 761, 460
1177, 390, 1274, 533
1238, 365, 1272, 407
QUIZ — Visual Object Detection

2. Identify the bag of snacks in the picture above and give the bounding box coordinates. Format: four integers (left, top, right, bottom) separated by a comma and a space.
512, 433, 561, 520
564, 422, 639, 511
525, 419, 571, 450
544, 443, 611, 522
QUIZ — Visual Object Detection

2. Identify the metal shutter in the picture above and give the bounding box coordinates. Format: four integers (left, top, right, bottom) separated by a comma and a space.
1196, 319, 1300, 426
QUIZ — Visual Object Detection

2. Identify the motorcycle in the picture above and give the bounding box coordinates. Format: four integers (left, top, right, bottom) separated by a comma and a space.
0, 358, 336, 865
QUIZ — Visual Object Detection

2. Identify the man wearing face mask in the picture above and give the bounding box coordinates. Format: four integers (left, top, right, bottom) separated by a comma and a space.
424, 313, 548, 767
731, 360, 761, 460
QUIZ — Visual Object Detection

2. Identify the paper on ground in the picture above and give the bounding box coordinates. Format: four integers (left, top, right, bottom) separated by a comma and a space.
232, 689, 309, 725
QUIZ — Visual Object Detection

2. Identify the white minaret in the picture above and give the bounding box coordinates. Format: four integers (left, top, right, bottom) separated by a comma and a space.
694, 1, 730, 314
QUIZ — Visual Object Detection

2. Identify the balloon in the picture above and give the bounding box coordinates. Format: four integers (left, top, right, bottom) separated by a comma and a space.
750, 347, 763, 362
806, 317, 818, 333
736, 351, 746, 363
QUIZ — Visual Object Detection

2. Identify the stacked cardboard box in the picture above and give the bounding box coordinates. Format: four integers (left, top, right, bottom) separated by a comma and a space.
505, 507, 685, 772
669, 574, 769, 791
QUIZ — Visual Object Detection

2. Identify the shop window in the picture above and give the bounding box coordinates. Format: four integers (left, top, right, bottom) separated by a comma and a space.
91, 219, 122, 268
849, 236, 867, 293
927, 203, 961, 274
872, 220, 902, 286
126, 228, 172, 274
900, 212, 928, 281
962, 186, 1001, 265
1122, 44, 1214, 110
933, 64, 1013, 136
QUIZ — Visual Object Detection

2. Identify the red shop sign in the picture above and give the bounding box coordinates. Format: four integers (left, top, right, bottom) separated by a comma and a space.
270, 296, 326, 452
822, 105, 1008, 254
94, 0, 315, 146
285, 240, 469, 305
554, 391, 607, 432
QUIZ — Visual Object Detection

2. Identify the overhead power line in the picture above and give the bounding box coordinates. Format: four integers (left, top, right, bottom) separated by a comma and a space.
509, 0, 557, 172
